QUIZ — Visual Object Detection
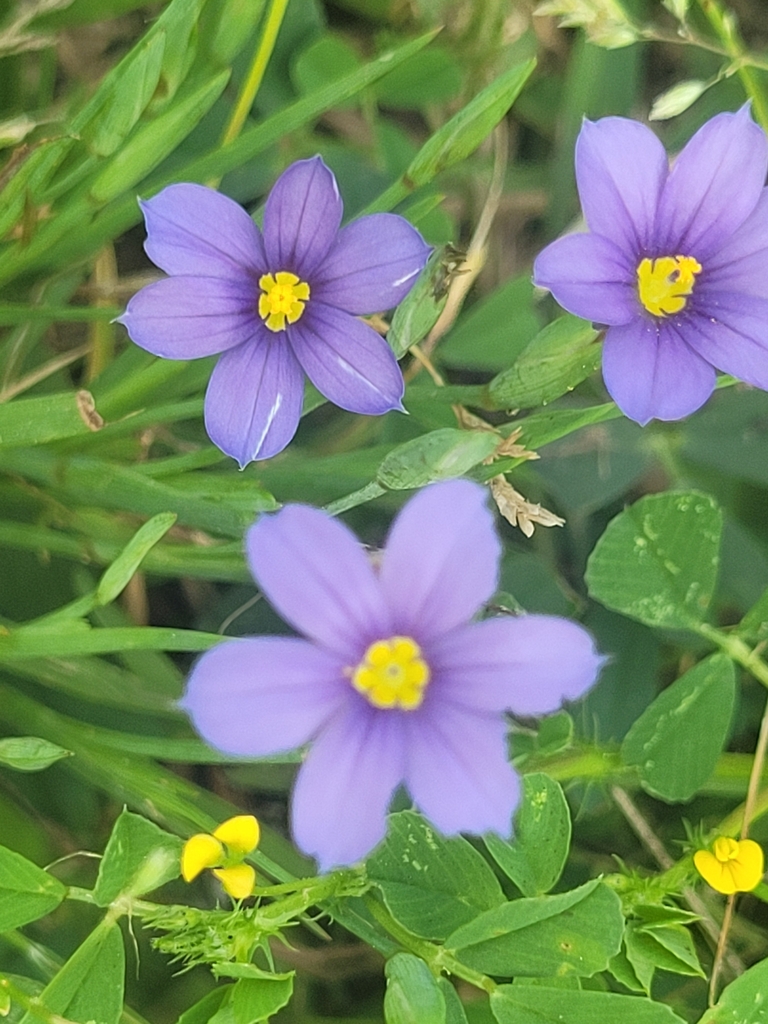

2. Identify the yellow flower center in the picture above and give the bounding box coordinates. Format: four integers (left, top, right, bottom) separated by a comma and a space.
713, 836, 740, 863
258, 271, 310, 332
636, 255, 702, 317
351, 636, 430, 710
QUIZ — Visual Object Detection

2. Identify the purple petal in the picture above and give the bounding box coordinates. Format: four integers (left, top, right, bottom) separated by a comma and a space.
602, 317, 716, 424
575, 117, 668, 253
429, 616, 603, 716
263, 156, 342, 278
704, 189, 768, 296
204, 336, 304, 466
288, 303, 404, 414
312, 214, 431, 314
141, 184, 267, 278
379, 480, 500, 641
686, 296, 768, 389
533, 233, 637, 325
119, 276, 259, 358
291, 701, 405, 870
247, 504, 391, 660
181, 637, 346, 756
403, 705, 519, 836
656, 106, 768, 259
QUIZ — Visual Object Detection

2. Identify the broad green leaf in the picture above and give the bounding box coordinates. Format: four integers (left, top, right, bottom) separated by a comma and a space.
375, 46, 462, 108
0, 845, 66, 932
448, 880, 623, 978
585, 491, 722, 629
699, 957, 768, 1023
0, 737, 71, 772
231, 975, 294, 1024
621, 653, 735, 801
292, 34, 362, 101
367, 811, 504, 940
176, 987, 232, 1024
486, 315, 601, 410
491, 984, 686, 1024
484, 773, 571, 896
439, 980, 469, 1024
628, 923, 703, 979
93, 810, 182, 907
406, 59, 536, 186
376, 429, 498, 490
96, 513, 177, 606
384, 954, 446, 1024
20, 921, 124, 1024
90, 70, 230, 202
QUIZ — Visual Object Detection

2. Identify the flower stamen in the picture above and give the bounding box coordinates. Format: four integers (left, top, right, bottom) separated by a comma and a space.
258, 271, 310, 332
637, 255, 702, 317
351, 636, 430, 710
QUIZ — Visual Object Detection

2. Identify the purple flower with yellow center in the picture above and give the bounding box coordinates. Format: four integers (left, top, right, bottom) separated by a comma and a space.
119, 156, 430, 467
181, 479, 603, 872
533, 106, 768, 424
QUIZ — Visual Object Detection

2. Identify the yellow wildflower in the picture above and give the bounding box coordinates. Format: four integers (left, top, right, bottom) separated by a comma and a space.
693, 836, 764, 895
181, 815, 260, 899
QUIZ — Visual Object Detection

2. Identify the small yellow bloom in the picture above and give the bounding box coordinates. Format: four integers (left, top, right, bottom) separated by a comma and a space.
694, 836, 764, 895
181, 815, 260, 899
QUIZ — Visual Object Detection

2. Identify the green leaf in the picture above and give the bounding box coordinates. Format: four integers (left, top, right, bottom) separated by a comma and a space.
585, 491, 723, 629
621, 653, 735, 801
0, 845, 66, 932
484, 773, 571, 896
0, 392, 97, 448
491, 984, 687, 1024
20, 921, 124, 1024
0, 737, 71, 772
96, 513, 177, 606
90, 70, 230, 202
93, 810, 182, 907
176, 987, 233, 1024
486, 315, 601, 410
699, 957, 768, 1023
376, 429, 498, 490
367, 810, 504, 940
406, 59, 536, 186
231, 975, 294, 1024
384, 954, 446, 1024
448, 880, 624, 978
439, 979, 468, 1024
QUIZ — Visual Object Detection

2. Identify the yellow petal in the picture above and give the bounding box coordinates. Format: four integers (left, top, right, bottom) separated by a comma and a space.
181, 833, 223, 882
729, 839, 764, 892
214, 863, 256, 900
694, 849, 732, 894
213, 815, 260, 854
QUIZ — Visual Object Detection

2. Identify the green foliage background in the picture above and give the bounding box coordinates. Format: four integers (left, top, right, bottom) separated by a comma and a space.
1, 0, 768, 1022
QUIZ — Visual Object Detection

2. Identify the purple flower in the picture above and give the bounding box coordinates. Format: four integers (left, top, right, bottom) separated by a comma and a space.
181, 479, 602, 871
533, 107, 768, 424
119, 157, 431, 467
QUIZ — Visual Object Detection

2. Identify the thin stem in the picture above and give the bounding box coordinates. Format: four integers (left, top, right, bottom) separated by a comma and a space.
697, 0, 768, 130
741, 695, 768, 839
363, 894, 497, 994
709, 894, 736, 1006
696, 623, 768, 691
219, 0, 290, 149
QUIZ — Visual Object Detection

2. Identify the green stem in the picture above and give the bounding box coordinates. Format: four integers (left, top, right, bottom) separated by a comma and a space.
697, 0, 768, 131
364, 894, 496, 994
219, 0, 290, 149
696, 622, 768, 690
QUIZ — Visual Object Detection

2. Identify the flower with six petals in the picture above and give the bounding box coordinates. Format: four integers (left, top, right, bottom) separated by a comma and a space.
694, 836, 764, 895
119, 156, 431, 466
181, 814, 260, 899
534, 106, 768, 425
181, 479, 603, 872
